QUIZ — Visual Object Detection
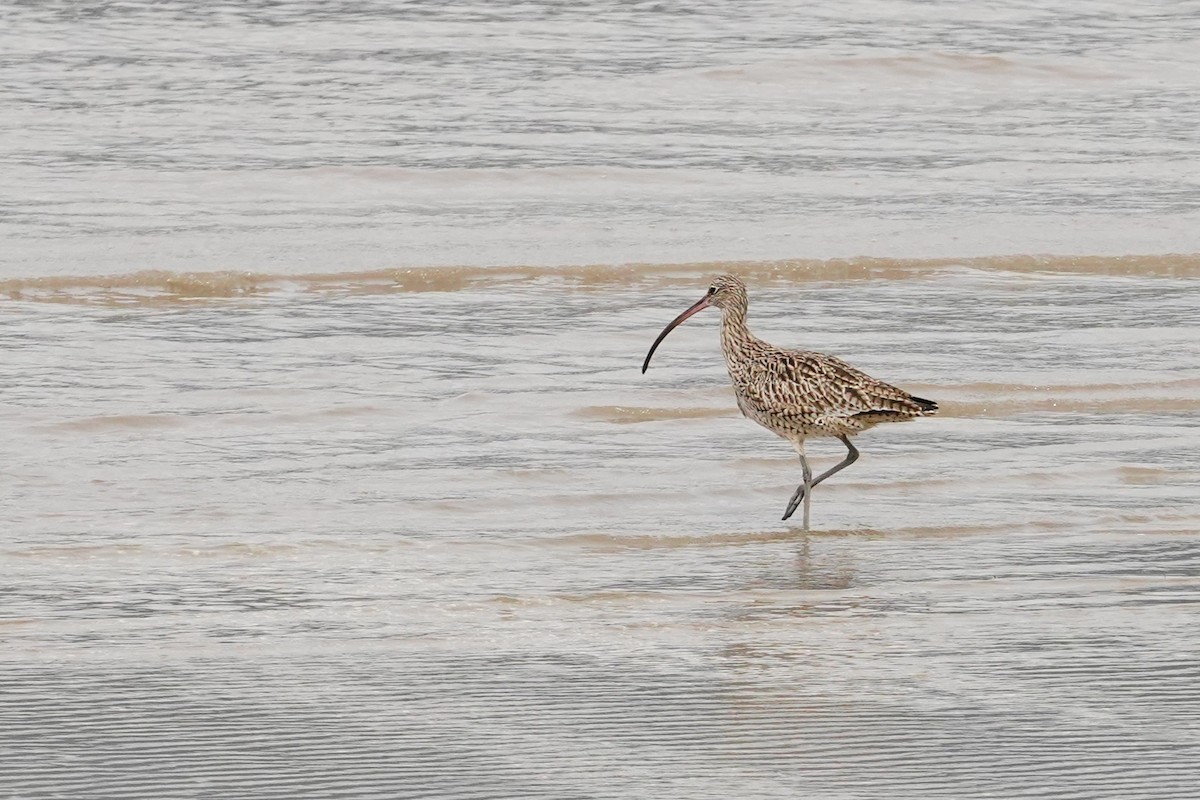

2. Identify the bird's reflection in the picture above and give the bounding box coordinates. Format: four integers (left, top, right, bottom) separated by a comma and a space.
792, 535, 859, 592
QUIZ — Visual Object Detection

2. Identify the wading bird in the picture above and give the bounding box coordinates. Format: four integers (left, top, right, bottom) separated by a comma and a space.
641, 274, 937, 529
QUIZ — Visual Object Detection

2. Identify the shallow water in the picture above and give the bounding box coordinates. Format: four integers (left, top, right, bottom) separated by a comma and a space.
4, 0, 1200, 272
3, 1, 1200, 799
4, 260, 1199, 798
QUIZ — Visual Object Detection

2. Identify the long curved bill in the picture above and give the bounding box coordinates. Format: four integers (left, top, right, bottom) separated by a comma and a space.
641, 294, 710, 373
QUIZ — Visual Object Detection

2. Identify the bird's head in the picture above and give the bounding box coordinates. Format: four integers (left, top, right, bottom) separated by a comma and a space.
641, 274, 747, 373
705, 273, 747, 312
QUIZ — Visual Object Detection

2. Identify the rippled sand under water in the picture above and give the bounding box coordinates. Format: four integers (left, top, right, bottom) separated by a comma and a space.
2, 258, 1198, 798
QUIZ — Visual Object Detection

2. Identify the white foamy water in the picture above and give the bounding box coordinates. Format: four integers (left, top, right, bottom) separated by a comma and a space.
2, 1, 1200, 798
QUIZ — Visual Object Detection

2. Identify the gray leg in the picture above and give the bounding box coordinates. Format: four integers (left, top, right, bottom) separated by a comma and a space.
782, 436, 859, 525
811, 435, 859, 490
782, 440, 812, 524
801, 452, 813, 530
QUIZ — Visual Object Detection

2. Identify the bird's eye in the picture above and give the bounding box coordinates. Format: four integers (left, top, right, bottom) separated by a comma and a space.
707, 286, 716, 295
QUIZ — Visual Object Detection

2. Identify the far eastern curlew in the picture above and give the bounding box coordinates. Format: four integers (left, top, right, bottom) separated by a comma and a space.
641, 274, 937, 529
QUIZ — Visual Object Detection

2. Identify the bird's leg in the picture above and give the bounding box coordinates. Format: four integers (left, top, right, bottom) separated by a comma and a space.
801, 452, 813, 530
783, 436, 860, 526
782, 440, 812, 526
809, 435, 860, 491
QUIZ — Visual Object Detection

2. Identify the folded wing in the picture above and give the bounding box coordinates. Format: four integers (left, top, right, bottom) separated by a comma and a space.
734, 349, 937, 432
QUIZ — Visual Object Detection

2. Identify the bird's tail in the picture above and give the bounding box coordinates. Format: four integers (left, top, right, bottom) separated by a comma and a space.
909, 395, 938, 415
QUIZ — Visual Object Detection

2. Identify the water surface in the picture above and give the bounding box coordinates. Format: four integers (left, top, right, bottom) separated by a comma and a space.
2, 1, 1200, 798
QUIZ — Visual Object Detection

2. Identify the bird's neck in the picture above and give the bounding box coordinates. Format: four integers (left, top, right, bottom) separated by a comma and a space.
719, 304, 758, 362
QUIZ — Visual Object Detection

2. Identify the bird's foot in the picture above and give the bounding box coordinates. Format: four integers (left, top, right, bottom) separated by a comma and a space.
782, 487, 806, 521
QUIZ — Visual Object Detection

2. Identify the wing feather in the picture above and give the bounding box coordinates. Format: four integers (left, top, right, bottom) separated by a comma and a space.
734, 349, 934, 429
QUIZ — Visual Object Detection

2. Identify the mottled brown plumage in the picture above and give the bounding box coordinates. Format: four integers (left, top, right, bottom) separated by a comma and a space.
642, 274, 937, 528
